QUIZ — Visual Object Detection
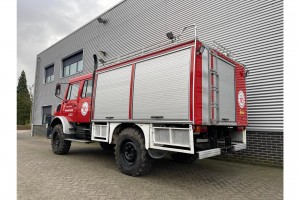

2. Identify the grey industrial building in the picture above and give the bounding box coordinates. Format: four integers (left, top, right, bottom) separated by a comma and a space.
33, 0, 283, 166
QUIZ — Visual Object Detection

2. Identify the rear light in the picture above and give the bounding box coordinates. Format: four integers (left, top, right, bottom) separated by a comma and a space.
237, 126, 246, 131
193, 125, 207, 133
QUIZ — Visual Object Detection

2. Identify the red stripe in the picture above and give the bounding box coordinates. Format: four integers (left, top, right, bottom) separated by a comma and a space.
190, 46, 195, 121
128, 64, 135, 119
235, 64, 248, 126
194, 41, 202, 124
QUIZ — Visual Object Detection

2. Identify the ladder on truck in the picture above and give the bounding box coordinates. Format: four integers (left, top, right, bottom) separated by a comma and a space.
210, 55, 220, 124
209, 40, 237, 124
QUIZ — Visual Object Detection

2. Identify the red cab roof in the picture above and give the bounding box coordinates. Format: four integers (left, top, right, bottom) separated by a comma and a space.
69, 73, 92, 83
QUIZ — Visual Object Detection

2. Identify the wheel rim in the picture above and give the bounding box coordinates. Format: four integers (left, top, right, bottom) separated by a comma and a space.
121, 139, 137, 166
53, 133, 60, 148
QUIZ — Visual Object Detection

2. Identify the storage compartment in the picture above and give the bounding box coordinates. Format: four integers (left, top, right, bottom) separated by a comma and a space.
212, 56, 236, 123
91, 123, 108, 142
93, 65, 131, 120
150, 125, 194, 154
133, 48, 191, 120
153, 127, 190, 147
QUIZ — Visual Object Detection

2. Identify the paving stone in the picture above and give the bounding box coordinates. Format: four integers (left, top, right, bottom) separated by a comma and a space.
17, 131, 283, 200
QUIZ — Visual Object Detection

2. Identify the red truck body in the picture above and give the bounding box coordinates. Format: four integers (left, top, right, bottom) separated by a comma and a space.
55, 40, 247, 127
50, 31, 248, 176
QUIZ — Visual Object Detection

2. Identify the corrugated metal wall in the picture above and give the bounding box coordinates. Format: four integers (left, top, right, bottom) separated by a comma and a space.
34, 0, 283, 132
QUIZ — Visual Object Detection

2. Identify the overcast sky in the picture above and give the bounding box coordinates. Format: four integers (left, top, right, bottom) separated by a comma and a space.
17, 0, 123, 86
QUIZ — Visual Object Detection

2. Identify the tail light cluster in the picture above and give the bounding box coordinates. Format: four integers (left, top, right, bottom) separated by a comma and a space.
193, 125, 207, 133
236, 126, 246, 131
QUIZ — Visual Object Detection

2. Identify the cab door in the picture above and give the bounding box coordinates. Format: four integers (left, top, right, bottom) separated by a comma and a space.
62, 82, 80, 122
77, 79, 92, 123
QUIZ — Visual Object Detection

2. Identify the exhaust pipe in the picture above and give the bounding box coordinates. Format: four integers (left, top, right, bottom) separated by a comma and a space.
90, 54, 98, 123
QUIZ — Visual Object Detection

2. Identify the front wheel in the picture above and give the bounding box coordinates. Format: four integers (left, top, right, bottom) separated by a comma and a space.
115, 127, 153, 176
51, 124, 71, 155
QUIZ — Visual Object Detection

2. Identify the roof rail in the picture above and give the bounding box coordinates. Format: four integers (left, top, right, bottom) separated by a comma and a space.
210, 40, 235, 59
97, 24, 198, 68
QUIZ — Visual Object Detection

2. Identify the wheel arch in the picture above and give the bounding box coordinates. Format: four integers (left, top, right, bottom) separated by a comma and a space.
109, 123, 150, 149
50, 116, 75, 134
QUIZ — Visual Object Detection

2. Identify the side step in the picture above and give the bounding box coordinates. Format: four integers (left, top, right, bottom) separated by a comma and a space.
197, 143, 246, 160
65, 138, 94, 144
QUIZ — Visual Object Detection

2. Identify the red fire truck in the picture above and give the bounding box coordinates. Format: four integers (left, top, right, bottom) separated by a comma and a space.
49, 25, 248, 176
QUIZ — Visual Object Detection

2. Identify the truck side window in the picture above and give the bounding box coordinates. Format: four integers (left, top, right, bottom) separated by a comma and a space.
67, 83, 80, 100
81, 80, 92, 98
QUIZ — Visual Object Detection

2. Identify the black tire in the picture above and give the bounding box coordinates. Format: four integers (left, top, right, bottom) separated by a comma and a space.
100, 142, 115, 151
171, 152, 198, 164
115, 127, 153, 176
51, 124, 71, 155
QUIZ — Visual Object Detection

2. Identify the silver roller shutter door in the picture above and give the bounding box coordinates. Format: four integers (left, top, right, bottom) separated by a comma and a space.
93, 65, 131, 120
215, 58, 236, 123
133, 48, 191, 120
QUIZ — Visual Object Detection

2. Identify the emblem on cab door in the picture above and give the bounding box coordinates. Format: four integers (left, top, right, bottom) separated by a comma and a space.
81, 102, 89, 116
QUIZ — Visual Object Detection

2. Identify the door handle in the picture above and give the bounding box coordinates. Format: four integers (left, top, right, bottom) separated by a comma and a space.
67, 103, 76, 108
151, 116, 164, 119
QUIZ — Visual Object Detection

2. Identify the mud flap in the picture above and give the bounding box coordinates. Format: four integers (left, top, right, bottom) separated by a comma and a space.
46, 123, 52, 139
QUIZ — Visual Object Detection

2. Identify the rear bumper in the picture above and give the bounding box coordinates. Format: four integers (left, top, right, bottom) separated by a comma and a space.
197, 143, 246, 159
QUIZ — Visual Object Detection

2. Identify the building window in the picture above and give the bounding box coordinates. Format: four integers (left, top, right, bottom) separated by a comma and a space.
81, 80, 93, 98
67, 83, 80, 100
62, 51, 83, 77
42, 106, 52, 124
45, 65, 54, 83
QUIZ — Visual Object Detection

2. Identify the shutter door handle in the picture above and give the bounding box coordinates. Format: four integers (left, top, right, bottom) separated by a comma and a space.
151, 116, 164, 119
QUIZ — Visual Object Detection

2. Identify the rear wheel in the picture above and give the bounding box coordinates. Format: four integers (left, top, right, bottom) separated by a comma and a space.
51, 124, 71, 155
171, 152, 198, 164
100, 142, 115, 150
115, 127, 153, 176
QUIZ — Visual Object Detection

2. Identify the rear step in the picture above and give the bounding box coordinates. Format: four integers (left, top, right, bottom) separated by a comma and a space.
65, 138, 94, 143
197, 143, 246, 160
198, 148, 221, 159
233, 143, 246, 151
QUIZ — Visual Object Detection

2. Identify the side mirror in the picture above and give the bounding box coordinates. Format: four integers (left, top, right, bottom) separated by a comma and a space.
55, 83, 61, 96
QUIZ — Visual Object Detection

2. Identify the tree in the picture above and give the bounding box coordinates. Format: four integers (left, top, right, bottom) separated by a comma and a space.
17, 70, 32, 125
27, 84, 34, 103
